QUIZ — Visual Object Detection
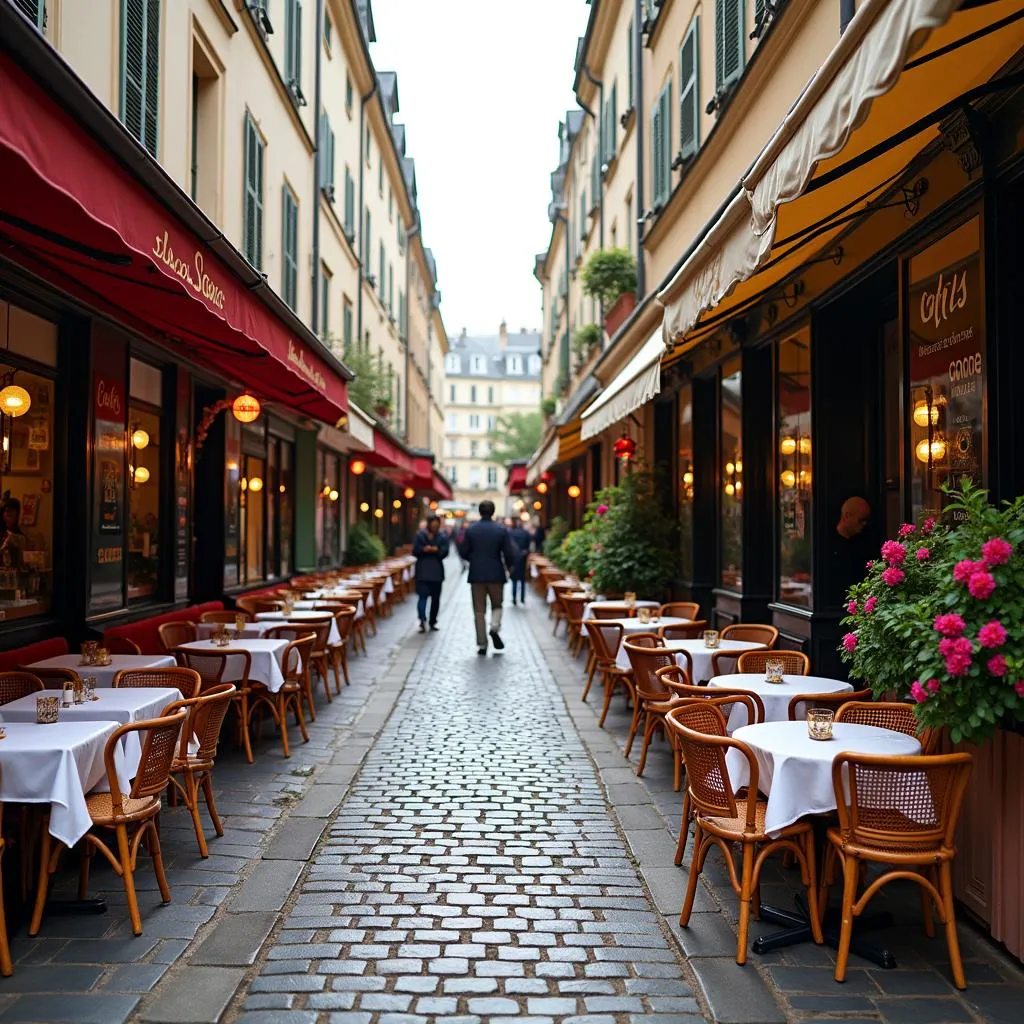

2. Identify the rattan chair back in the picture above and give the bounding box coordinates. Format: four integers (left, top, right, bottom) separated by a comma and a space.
0, 671, 43, 704
158, 621, 196, 651
736, 650, 810, 675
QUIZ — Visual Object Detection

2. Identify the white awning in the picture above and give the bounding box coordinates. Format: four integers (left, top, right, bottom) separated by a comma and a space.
318, 401, 375, 452
347, 402, 376, 449
659, 0, 966, 344
580, 329, 664, 441
526, 431, 559, 484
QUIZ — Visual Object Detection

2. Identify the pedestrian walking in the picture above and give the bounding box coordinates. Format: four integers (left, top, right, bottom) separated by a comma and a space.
412, 514, 449, 633
458, 499, 518, 655
532, 519, 547, 554
508, 518, 531, 605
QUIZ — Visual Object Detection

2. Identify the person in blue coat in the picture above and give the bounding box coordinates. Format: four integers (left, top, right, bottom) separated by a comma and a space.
458, 500, 518, 655
412, 514, 450, 632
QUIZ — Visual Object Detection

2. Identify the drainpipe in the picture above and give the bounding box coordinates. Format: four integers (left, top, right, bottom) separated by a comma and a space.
632, 0, 645, 298
552, 208, 570, 389
405, 216, 422, 443
580, 65, 604, 251
310, 0, 326, 335
356, 79, 379, 350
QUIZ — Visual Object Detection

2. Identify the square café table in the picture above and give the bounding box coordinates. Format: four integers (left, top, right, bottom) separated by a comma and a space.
0, 687, 182, 782
178, 638, 289, 692
0, 721, 129, 846
26, 654, 177, 688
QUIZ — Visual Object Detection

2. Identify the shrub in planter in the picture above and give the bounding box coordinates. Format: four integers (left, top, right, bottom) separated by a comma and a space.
541, 396, 557, 418
345, 522, 386, 567
841, 480, 1024, 744
580, 248, 637, 307
544, 516, 569, 557
572, 323, 602, 363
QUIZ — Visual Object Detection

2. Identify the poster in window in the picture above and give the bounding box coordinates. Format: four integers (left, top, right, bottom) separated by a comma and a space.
90, 365, 127, 613
907, 217, 985, 521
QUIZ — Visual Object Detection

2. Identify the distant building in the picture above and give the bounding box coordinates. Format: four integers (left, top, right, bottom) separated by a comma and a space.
443, 323, 542, 513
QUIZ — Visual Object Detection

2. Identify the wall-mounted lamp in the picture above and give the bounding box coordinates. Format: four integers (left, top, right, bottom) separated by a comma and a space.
916, 436, 947, 465
131, 427, 150, 450
359, 501, 370, 512
403, 486, 415, 499
248, 476, 263, 493
392, 499, 402, 509
329, 489, 340, 502
373, 508, 384, 519
232, 393, 261, 423
536, 481, 548, 494
350, 459, 366, 475
568, 484, 581, 499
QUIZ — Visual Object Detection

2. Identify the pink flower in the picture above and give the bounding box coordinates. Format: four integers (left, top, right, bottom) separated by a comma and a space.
978, 620, 1007, 649
922, 517, 937, 534
841, 632, 858, 654
945, 654, 973, 677
968, 571, 996, 600
910, 681, 929, 703
981, 537, 1013, 566
938, 637, 955, 657
988, 654, 1009, 677
881, 540, 907, 565
595, 504, 609, 516
954, 559, 984, 583
1015, 682, 1024, 698
865, 560, 875, 570
846, 600, 858, 615
951, 636, 973, 656
864, 596, 877, 614
881, 567, 905, 586
934, 613, 966, 638
916, 547, 930, 561
898, 523, 916, 537
926, 678, 941, 694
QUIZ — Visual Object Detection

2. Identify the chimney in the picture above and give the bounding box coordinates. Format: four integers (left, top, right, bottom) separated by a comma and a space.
499, 320, 508, 348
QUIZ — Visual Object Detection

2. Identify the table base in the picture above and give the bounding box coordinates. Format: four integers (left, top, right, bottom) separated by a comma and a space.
752, 893, 897, 969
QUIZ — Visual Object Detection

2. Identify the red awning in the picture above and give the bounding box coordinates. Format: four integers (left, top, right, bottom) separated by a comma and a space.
0, 55, 347, 424
430, 470, 453, 501
507, 464, 528, 493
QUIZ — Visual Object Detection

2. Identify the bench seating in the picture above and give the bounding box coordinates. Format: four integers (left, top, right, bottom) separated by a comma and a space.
104, 602, 225, 654
0, 637, 69, 673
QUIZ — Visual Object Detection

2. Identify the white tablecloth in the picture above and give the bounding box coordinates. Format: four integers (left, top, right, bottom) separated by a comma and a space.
708, 674, 854, 731
0, 686, 182, 781
583, 599, 658, 620
608, 619, 697, 670
726, 721, 921, 836
296, 594, 366, 618
178, 639, 289, 693
641, 638, 764, 682
546, 580, 583, 604
254, 611, 342, 645
26, 654, 177, 688
0, 721, 129, 846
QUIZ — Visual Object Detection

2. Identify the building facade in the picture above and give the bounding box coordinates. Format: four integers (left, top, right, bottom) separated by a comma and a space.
0, 0, 451, 647
443, 324, 542, 514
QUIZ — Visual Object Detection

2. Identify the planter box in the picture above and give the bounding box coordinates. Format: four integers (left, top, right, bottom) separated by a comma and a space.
603, 291, 637, 338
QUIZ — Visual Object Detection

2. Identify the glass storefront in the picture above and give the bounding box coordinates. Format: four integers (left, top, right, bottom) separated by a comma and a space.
719, 356, 743, 589
316, 448, 343, 567
776, 328, 812, 608
677, 385, 693, 584
127, 359, 162, 602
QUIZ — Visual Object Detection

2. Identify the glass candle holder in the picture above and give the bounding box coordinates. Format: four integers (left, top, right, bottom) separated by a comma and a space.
96, 647, 110, 666
764, 659, 785, 684
37, 695, 59, 724
703, 629, 720, 649
637, 607, 651, 625
80, 641, 98, 666
86, 676, 98, 701
73, 675, 85, 705
235, 614, 247, 633
623, 592, 637, 610
807, 708, 835, 741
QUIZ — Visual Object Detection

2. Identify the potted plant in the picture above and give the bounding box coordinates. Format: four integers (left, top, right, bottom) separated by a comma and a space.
345, 522, 386, 566
572, 323, 602, 365
841, 480, 1024, 744
541, 396, 557, 419
544, 516, 569, 557
581, 248, 638, 338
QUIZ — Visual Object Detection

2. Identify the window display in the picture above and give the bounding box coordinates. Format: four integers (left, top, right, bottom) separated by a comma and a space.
128, 359, 163, 602
677, 386, 693, 583
720, 357, 743, 589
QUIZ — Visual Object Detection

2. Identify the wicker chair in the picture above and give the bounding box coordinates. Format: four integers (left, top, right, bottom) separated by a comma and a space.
0, 671, 43, 705
561, 594, 589, 658
199, 610, 249, 624
659, 602, 700, 620
622, 638, 681, 771
659, 621, 708, 641
29, 709, 187, 938
786, 688, 872, 720
164, 683, 237, 857
823, 751, 972, 987
264, 625, 327, 718
235, 597, 283, 616
174, 648, 255, 762
245, 634, 313, 759
158, 621, 196, 652
17, 665, 79, 691
835, 700, 938, 754
590, 605, 627, 619
721, 624, 780, 647
736, 650, 810, 676
105, 636, 142, 655
665, 701, 822, 965
581, 621, 633, 728
112, 666, 202, 699
314, 603, 357, 689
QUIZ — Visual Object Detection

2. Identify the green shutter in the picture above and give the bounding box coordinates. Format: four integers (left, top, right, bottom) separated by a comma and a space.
120, 0, 160, 157
715, 0, 744, 90
591, 153, 600, 210
281, 186, 298, 310
285, 0, 302, 94
627, 18, 634, 108
243, 115, 264, 269
14, 0, 45, 29
378, 243, 385, 299
606, 82, 617, 160
679, 19, 699, 161
344, 167, 355, 233
343, 304, 353, 350
650, 100, 662, 206
320, 270, 329, 335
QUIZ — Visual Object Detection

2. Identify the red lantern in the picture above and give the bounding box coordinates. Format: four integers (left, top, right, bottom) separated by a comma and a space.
231, 393, 261, 423
613, 432, 637, 464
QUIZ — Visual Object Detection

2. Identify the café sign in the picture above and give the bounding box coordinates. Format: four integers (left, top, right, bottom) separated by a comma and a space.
152, 230, 227, 311
287, 340, 327, 390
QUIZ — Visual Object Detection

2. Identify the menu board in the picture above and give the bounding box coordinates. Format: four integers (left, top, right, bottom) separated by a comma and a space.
907, 217, 985, 522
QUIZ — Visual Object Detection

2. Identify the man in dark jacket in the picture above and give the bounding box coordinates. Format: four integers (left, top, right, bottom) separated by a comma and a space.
413, 514, 450, 632
458, 500, 518, 655
507, 519, 531, 605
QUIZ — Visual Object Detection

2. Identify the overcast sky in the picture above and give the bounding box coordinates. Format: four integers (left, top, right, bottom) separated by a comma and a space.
370, 1, 589, 338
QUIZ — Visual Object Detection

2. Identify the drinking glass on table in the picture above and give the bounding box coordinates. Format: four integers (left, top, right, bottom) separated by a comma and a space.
703, 629, 720, 649
764, 659, 785, 684
624, 592, 637, 610
807, 708, 835, 740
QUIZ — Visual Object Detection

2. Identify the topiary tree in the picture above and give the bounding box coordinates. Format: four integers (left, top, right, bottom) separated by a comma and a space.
580, 248, 638, 307
345, 522, 386, 566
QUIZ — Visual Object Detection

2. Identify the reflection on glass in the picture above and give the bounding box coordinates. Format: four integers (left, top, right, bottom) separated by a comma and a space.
128, 404, 161, 600
720, 359, 742, 589
0, 361, 54, 619
777, 330, 812, 608
243, 455, 265, 582
678, 387, 694, 583
279, 442, 294, 574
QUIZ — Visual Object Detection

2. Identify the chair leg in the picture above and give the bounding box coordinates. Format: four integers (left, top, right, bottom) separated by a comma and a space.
340, 645, 351, 685
0, 843, 11, 977
834, 853, 860, 983
920, 867, 936, 939
148, 820, 172, 906
201, 773, 225, 838
624, 699, 643, 757
28, 828, 55, 937
674, 792, 691, 867
184, 770, 209, 858
736, 844, 755, 965
679, 824, 707, 925
293, 693, 310, 744
276, 694, 291, 758
239, 696, 254, 764
77, 843, 95, 899
597, 672, 616, 728
672, 736, 683, 793
636, 713, 658, 777
939, 861, 966, 989
115, 825, 143, 936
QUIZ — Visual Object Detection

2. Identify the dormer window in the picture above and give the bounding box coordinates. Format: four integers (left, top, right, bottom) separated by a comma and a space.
471, 355, 486, 374
445, 352, 460, 373
508, 355, 522, 375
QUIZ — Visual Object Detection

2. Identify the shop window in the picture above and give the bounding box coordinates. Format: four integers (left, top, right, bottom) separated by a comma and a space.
241, 455, 265, 583
720, 357, 742, 589
777, 329, 812, 608
128, 358, 163, 602
677, 385, 693, 583
316, 449, 341, 567
907, 216, 985, 521
0, 307, 57, 620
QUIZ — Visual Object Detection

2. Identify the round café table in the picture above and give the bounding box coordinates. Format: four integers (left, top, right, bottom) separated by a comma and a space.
707, 673, 854, 731
608, 619, 695, 670
626, 637, 762, 680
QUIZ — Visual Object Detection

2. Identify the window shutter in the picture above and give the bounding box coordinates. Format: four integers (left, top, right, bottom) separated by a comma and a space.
14, 1, 45, 29
379, 243, 385, 298
285, 0, 302, 91
120, 0, 160, 157
679, 19, 699, 161
281, 187, 298, 310
715, 0, 744, 90
627, 18, 634, 108
650, 100, 662, 205
344, 168, 355, 233
591, 152, 600, 209
607, 82, 617, 160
